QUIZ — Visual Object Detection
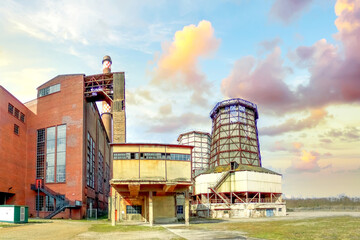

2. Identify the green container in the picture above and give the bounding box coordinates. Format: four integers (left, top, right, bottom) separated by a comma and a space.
0, 205, 28, 223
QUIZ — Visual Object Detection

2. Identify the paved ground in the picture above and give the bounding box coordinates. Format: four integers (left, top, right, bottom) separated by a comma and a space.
1, 211, 360, 240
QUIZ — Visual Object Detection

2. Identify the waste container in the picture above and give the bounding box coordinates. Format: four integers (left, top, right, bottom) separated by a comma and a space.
0, 205, 28, 223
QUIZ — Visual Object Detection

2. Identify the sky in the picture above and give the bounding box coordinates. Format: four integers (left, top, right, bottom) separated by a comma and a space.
0, 0, 359, 198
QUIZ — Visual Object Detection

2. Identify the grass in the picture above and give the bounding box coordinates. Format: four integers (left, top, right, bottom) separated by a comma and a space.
180, 216, 360, 240
89, 223, 165, 233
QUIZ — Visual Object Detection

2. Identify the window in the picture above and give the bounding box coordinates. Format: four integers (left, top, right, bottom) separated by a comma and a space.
98, 151, 104, 193
46, 127, 56, 183
177, 205, 184, 214
126, 205, 142, 214
14, 108, 20, 119
36, 129, 46, 179
8, 103, 14, 114
46, 196, 55, 211
20, 113, 25, 122
113, 152, 138, 160
87, 133, 95, 188
38, 83, 61, 97
105, 163, 110, 195
35, 195, 44, 211
45, 125, 67, 183
56, 125, 66, 182
14, 124, 19, 135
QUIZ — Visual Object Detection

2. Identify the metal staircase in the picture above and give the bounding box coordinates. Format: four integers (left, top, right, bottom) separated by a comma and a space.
31, 182, 78, 219
208, 170, 233, 206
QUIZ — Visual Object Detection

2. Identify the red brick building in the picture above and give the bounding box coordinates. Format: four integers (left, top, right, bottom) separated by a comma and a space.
0, 71, 114, 219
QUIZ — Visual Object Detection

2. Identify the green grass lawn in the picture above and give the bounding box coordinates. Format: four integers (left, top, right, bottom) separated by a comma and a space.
182, 216, 360, 240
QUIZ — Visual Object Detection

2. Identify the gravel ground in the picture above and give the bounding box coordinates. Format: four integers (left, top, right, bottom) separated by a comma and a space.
0, 211, 359, 240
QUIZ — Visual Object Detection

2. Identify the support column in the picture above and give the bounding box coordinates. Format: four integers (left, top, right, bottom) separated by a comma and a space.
144, 196, 147, 222
116, 192, 121, 221
185, 190, 190, 226
259, 192, 261, 203
111, 187, 116, 226
149, 191, 154, 226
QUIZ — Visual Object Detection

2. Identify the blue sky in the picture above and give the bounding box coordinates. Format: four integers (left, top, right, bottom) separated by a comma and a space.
1, 0, 359, 198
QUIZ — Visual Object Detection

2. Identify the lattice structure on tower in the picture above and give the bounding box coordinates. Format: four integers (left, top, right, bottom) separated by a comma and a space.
177, 131, 211, 176
209, 98, 261, 169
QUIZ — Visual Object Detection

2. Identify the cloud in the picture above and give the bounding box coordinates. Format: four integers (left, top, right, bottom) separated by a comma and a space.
323, 126, 360, 142
287, 150, 322, 173
270, 0, 313, 23
159, 104, 172, 116
0, 0, 174, 53
147, 112, 209, 133
259, 37, 282, 52
221, 47, 296, 114
223, 0, 360, 116
260, 108, 329, 136
151, 20, 220, 106
268, 141, 303, 152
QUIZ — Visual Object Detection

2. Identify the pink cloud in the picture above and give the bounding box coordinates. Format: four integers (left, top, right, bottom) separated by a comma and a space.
287, 150, 322, 173
260, 109, 329, 136
222, 0, 360, 119
270, 0, 313, 23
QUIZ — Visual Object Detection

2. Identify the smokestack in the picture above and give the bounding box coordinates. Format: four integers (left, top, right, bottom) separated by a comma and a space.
102, 55, 113, 141
102, 55, 112, 74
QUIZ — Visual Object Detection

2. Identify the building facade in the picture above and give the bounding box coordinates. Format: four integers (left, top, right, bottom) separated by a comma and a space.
0, 59, 123, 219
110, 143, 193, 225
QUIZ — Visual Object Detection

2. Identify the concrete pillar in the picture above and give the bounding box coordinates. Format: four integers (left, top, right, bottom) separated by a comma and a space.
185, 190, 190, 226
111, 187, 116, 226
144, 196, 147, 222
149, 191, 154, 226
116, 192, 121, 221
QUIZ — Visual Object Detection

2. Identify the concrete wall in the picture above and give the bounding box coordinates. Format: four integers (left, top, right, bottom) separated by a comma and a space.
153, 195, 176, 223
112, 144, 192, 182
192, 203, 286, 218
194, 171, 282, 195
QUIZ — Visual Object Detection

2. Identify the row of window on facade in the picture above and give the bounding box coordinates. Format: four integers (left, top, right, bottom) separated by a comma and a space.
38, 83, 60, 97
113, 152, 191, 161
8, 103, 25, 122
87, 132, 110, 194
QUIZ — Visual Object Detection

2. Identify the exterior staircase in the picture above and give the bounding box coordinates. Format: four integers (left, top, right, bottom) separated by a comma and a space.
31, 182, 79, 219
208, 170, 233, 206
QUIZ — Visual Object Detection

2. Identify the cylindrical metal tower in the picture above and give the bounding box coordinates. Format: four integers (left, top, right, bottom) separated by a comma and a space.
209, 98, 261, 169
101, 55, 113, 141
177, 131, 211, 176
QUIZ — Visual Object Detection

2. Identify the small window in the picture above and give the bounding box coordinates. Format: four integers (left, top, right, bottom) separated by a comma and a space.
126, 205, 142, 214
14, 124, 19, 135
20, 113, 25, 123
14, 108, 20, 119
177, 205, 183, 214
8, 103, 14, 114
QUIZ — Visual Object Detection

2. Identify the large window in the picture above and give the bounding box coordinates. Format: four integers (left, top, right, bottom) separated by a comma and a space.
98, 151, 104, 193
45, 125, 67, 183
38, 83, 61, 97
36, 129, 46, 179
87, 133, 95, 188
126, 205, 142, 214
46, 196, 55, 211
56, 125, 66, 182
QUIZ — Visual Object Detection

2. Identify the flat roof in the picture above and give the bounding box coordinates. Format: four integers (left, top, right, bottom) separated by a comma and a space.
111, 143, 194, 149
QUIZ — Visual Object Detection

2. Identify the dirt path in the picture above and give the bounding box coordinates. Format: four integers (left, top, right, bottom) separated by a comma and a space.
0, 220, 89, 240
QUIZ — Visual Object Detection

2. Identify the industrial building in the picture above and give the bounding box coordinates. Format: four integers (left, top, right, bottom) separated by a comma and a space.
0, 56, 125, 219
109, 143, 192, 225
186, 99, 286, 218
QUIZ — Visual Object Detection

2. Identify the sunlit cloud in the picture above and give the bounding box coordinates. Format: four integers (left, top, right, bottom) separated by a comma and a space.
151, 20, 220, 106
287, 150, 326, 173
